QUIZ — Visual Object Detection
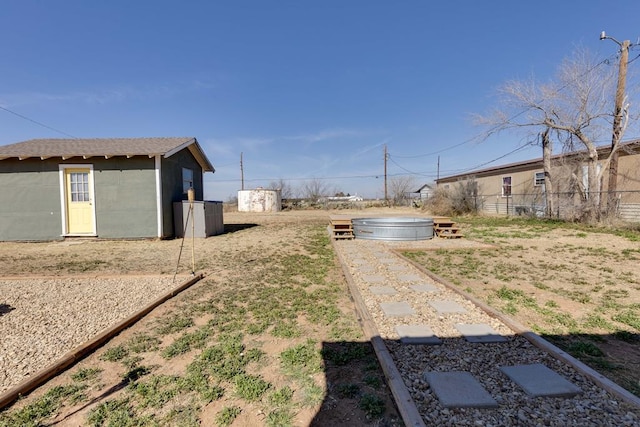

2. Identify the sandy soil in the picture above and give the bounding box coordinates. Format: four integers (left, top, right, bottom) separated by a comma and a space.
0, 207, 415, 426
403, 218, 640, 398
0, 206, 638, 426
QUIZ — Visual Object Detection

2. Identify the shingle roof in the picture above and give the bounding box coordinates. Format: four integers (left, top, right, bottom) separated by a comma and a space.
0, 137, 214, 172
437, 139, 640, 184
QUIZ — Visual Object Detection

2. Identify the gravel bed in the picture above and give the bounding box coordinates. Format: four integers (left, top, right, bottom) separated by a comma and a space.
0, 276, 181, 393
335, 238, 640, 427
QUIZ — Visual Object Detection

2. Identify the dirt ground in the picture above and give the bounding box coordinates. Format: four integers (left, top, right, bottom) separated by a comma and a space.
403, 218, 640, 397
0, 207, 638, 426
0, 207, 423, 279
0, 207, 414, 426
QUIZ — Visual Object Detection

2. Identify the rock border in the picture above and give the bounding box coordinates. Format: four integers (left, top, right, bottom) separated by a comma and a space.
332, 239, 427, 427
0, 274, 203, 410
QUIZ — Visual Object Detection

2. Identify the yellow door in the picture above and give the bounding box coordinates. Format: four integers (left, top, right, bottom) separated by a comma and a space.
65, 168, 94, 234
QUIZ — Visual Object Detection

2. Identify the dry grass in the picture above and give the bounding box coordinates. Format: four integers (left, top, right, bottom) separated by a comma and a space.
403, 215, 640, 397
0, 209, 406, 427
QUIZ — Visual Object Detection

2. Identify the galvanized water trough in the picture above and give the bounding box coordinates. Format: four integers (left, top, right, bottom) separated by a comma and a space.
352, 217, 434, 241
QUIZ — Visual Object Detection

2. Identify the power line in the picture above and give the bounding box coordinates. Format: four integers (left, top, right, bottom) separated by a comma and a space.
448, 144, 533, 175
0, 105, 78, 138
227, 144, 529, 185
387, 155, 432, 177
390, 52, 617, 161
214, 140, 537, 185
389, 134, 483, 159
386, 142, 535, 182
386, 51, 626, 184
220, 50, 629, 189
627, 52, 640, 65
213, 173, 381, 184
387, 108, 533, 160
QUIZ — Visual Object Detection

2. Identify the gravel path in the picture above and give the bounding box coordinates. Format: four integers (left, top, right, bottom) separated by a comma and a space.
334, 238, 640, 427
0, 276, 182, 393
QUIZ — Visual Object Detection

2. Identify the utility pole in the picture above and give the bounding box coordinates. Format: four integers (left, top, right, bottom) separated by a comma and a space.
601, 31, 631, 217
383, 145, 388, 202
240, 152, 244, 190
436, 155, 440, 181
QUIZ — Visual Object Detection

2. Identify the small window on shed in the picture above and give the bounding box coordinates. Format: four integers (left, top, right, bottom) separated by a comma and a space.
502, 176, 512, 197
182, 168, 193, 193
70, 172, 90, 202
534, 172, 545, 186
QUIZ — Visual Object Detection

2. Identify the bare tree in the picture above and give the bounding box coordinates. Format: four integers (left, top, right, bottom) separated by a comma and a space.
267, 178, 295, 199
301, 178, 333, 202
540, 127, 554, 217
388, 175, 416, 206
477, 48, 624, 222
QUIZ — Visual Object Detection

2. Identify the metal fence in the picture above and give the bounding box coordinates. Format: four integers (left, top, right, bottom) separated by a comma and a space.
478, 190, 640, 223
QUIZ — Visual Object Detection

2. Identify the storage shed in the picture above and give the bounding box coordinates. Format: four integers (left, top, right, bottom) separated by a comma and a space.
0, 137, 215, 241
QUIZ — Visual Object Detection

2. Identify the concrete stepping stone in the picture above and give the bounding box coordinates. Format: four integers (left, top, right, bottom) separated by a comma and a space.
424, 371, 498, 408
410, 284, 438, 293
395, 324, 442, 345
358, 265, 375, 272
379, 258, 396, 264
351, 258, 369, 265
455, 323, 508, 343
369, 286, 397, 295
499, 364, 582, 397
362, 275, 385, 284
387, 264, 410, 272
428, 300, 468, 314
380, 302, 415, 317
398, 274, 423, 282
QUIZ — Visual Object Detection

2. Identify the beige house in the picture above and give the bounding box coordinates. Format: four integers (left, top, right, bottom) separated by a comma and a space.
436, 141, 640, 222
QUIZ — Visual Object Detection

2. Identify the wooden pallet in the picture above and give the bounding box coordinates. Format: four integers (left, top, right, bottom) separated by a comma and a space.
433, 216, 463, 239
329, 216, 354, 240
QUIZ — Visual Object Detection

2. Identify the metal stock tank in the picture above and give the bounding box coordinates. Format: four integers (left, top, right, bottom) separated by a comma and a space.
351, 217, 434, 241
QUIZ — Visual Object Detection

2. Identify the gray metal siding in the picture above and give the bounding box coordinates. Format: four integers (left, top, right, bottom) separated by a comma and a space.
0, 160, 62, 241
619, 204, 640, 222
0, 157, 158, 240
0, 148, 205, 241
92, 157, 158, 238
161, 149, 204, 238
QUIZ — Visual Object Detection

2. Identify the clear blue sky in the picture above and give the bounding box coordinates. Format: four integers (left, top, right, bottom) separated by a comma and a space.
1, 1, 639, 200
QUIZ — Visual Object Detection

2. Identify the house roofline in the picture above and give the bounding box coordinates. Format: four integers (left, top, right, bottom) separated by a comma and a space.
0, 137, 215, 173
165, 137, 215, 173
436, 139, 640, 184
